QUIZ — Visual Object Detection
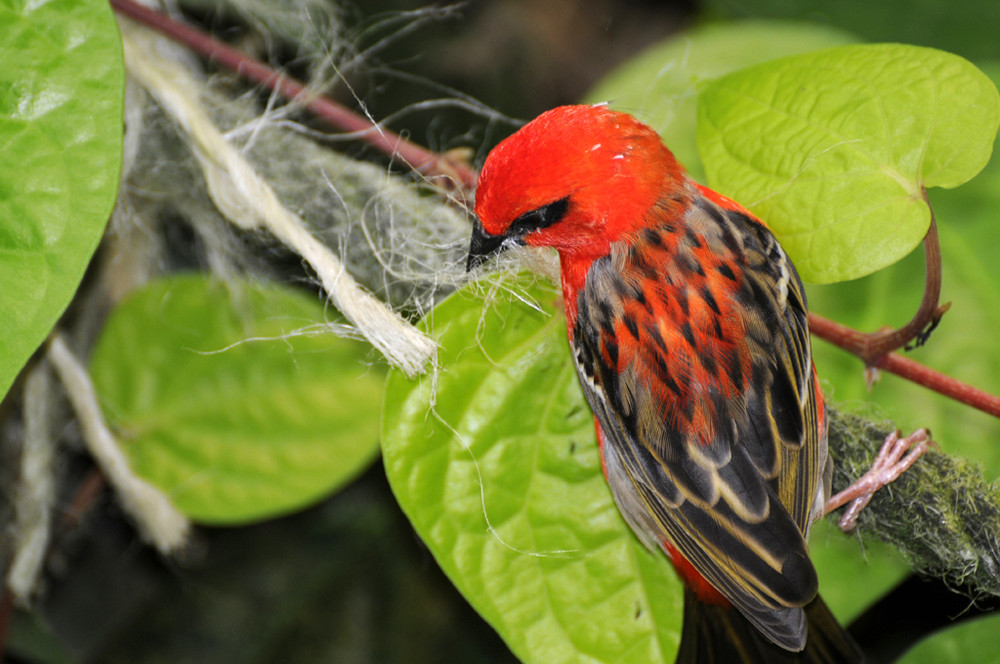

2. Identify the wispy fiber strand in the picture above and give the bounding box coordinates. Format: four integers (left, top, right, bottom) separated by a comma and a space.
119, 20, 437, 377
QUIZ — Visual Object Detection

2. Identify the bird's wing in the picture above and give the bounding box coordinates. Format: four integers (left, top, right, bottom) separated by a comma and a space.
571, 189, 825, 650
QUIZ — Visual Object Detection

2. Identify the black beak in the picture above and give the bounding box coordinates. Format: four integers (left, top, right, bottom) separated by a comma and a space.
466, 219, 512, 272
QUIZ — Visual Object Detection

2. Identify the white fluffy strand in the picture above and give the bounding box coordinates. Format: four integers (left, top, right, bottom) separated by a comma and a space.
119, 20, 436, 377
7, 361, 57, 604
47, 335, 190, 554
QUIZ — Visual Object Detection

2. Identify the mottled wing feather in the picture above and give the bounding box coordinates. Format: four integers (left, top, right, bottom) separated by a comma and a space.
573, 189, 824, 650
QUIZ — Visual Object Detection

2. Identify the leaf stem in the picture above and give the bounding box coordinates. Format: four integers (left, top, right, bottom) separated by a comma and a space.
108, 0, 478, 192
823, 198, 948, 363
868, 198, 948, 357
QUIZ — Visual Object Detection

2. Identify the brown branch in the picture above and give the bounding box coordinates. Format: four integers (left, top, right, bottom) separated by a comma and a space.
109, 0, 478, 193
810, 313, 1000, 418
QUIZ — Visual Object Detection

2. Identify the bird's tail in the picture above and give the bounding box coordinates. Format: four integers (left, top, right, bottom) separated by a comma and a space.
675, 587, 864, 664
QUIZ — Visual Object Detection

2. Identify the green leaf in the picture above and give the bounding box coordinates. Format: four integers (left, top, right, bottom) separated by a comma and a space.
897, 614, 1000, 663
89, 275, 384, 525
0, 0, 124, 401
382, 275, 683, 664
697, 43, 1000, 283
583, 20, 858, 182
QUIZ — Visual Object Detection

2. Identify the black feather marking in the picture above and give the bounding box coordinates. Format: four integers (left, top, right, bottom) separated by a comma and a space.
633, 250, 659, 280
697, 195, 727, 225
685, 226, 704, 249
676, 454, 719, 505
717, 445, 770, 520
680, 321, 696, 347
701, 349, 717, 376
713, 317, 725, 341
769, 362, 805, 448
684, 252, 707, 277
720, 221, 742, 255
702, 285, 721, 316
597, 300, 616, 336
623, 316, 640, 340
603, 337, 619, 367
663, 372, 682, 399
622, 434, 684, 505
646, 320, 669, 354
677, 290, 690, 316
717, 263, 737, 282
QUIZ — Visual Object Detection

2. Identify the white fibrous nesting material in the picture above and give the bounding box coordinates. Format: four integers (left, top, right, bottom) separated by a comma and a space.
117, 17, 481, 376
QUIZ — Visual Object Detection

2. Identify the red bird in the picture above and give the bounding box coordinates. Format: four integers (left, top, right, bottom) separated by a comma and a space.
467, 105, 930, 663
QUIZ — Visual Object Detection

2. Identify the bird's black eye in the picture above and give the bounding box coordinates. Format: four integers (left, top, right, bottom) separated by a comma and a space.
466, 196, 570, 272
507, 196, 570, 237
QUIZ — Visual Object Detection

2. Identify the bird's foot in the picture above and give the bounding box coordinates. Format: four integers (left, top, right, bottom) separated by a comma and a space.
826, 429, 935, 532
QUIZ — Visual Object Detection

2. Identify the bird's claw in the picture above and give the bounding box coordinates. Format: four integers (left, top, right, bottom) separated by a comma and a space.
826, 429, 935, 532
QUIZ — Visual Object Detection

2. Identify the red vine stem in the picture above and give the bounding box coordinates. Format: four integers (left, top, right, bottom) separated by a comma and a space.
809, 313, 1000, 418
109, 0, 478, 192
109, 0, 1000, 422
820, 203, 949, 362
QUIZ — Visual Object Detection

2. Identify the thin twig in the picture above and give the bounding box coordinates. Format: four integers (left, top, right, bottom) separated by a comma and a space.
56, 469, 107, 534
108, 0, 478, 192
810, 314, 1000, 418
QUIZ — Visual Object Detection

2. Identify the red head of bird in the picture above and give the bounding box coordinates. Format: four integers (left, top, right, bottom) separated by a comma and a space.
469, 104, 691, 317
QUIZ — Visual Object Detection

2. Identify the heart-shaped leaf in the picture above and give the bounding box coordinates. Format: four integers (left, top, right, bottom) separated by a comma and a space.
0, 0, 124, 400
382, 276, 684, 664
89, 275, 384, 524
697, 44, 1000, 283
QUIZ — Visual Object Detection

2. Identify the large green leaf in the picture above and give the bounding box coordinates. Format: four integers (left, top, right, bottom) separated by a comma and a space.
583, 20, 858, 182
0, 0, 124, 401
697, 43, 1000, 283
382, 276, 683, 664
89, 275, 384, 524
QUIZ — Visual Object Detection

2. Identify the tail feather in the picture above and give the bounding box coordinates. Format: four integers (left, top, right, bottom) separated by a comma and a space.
675, 588, 864, 664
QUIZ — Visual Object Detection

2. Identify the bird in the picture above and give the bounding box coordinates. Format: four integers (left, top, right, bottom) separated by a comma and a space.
466, 104, 929, 663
